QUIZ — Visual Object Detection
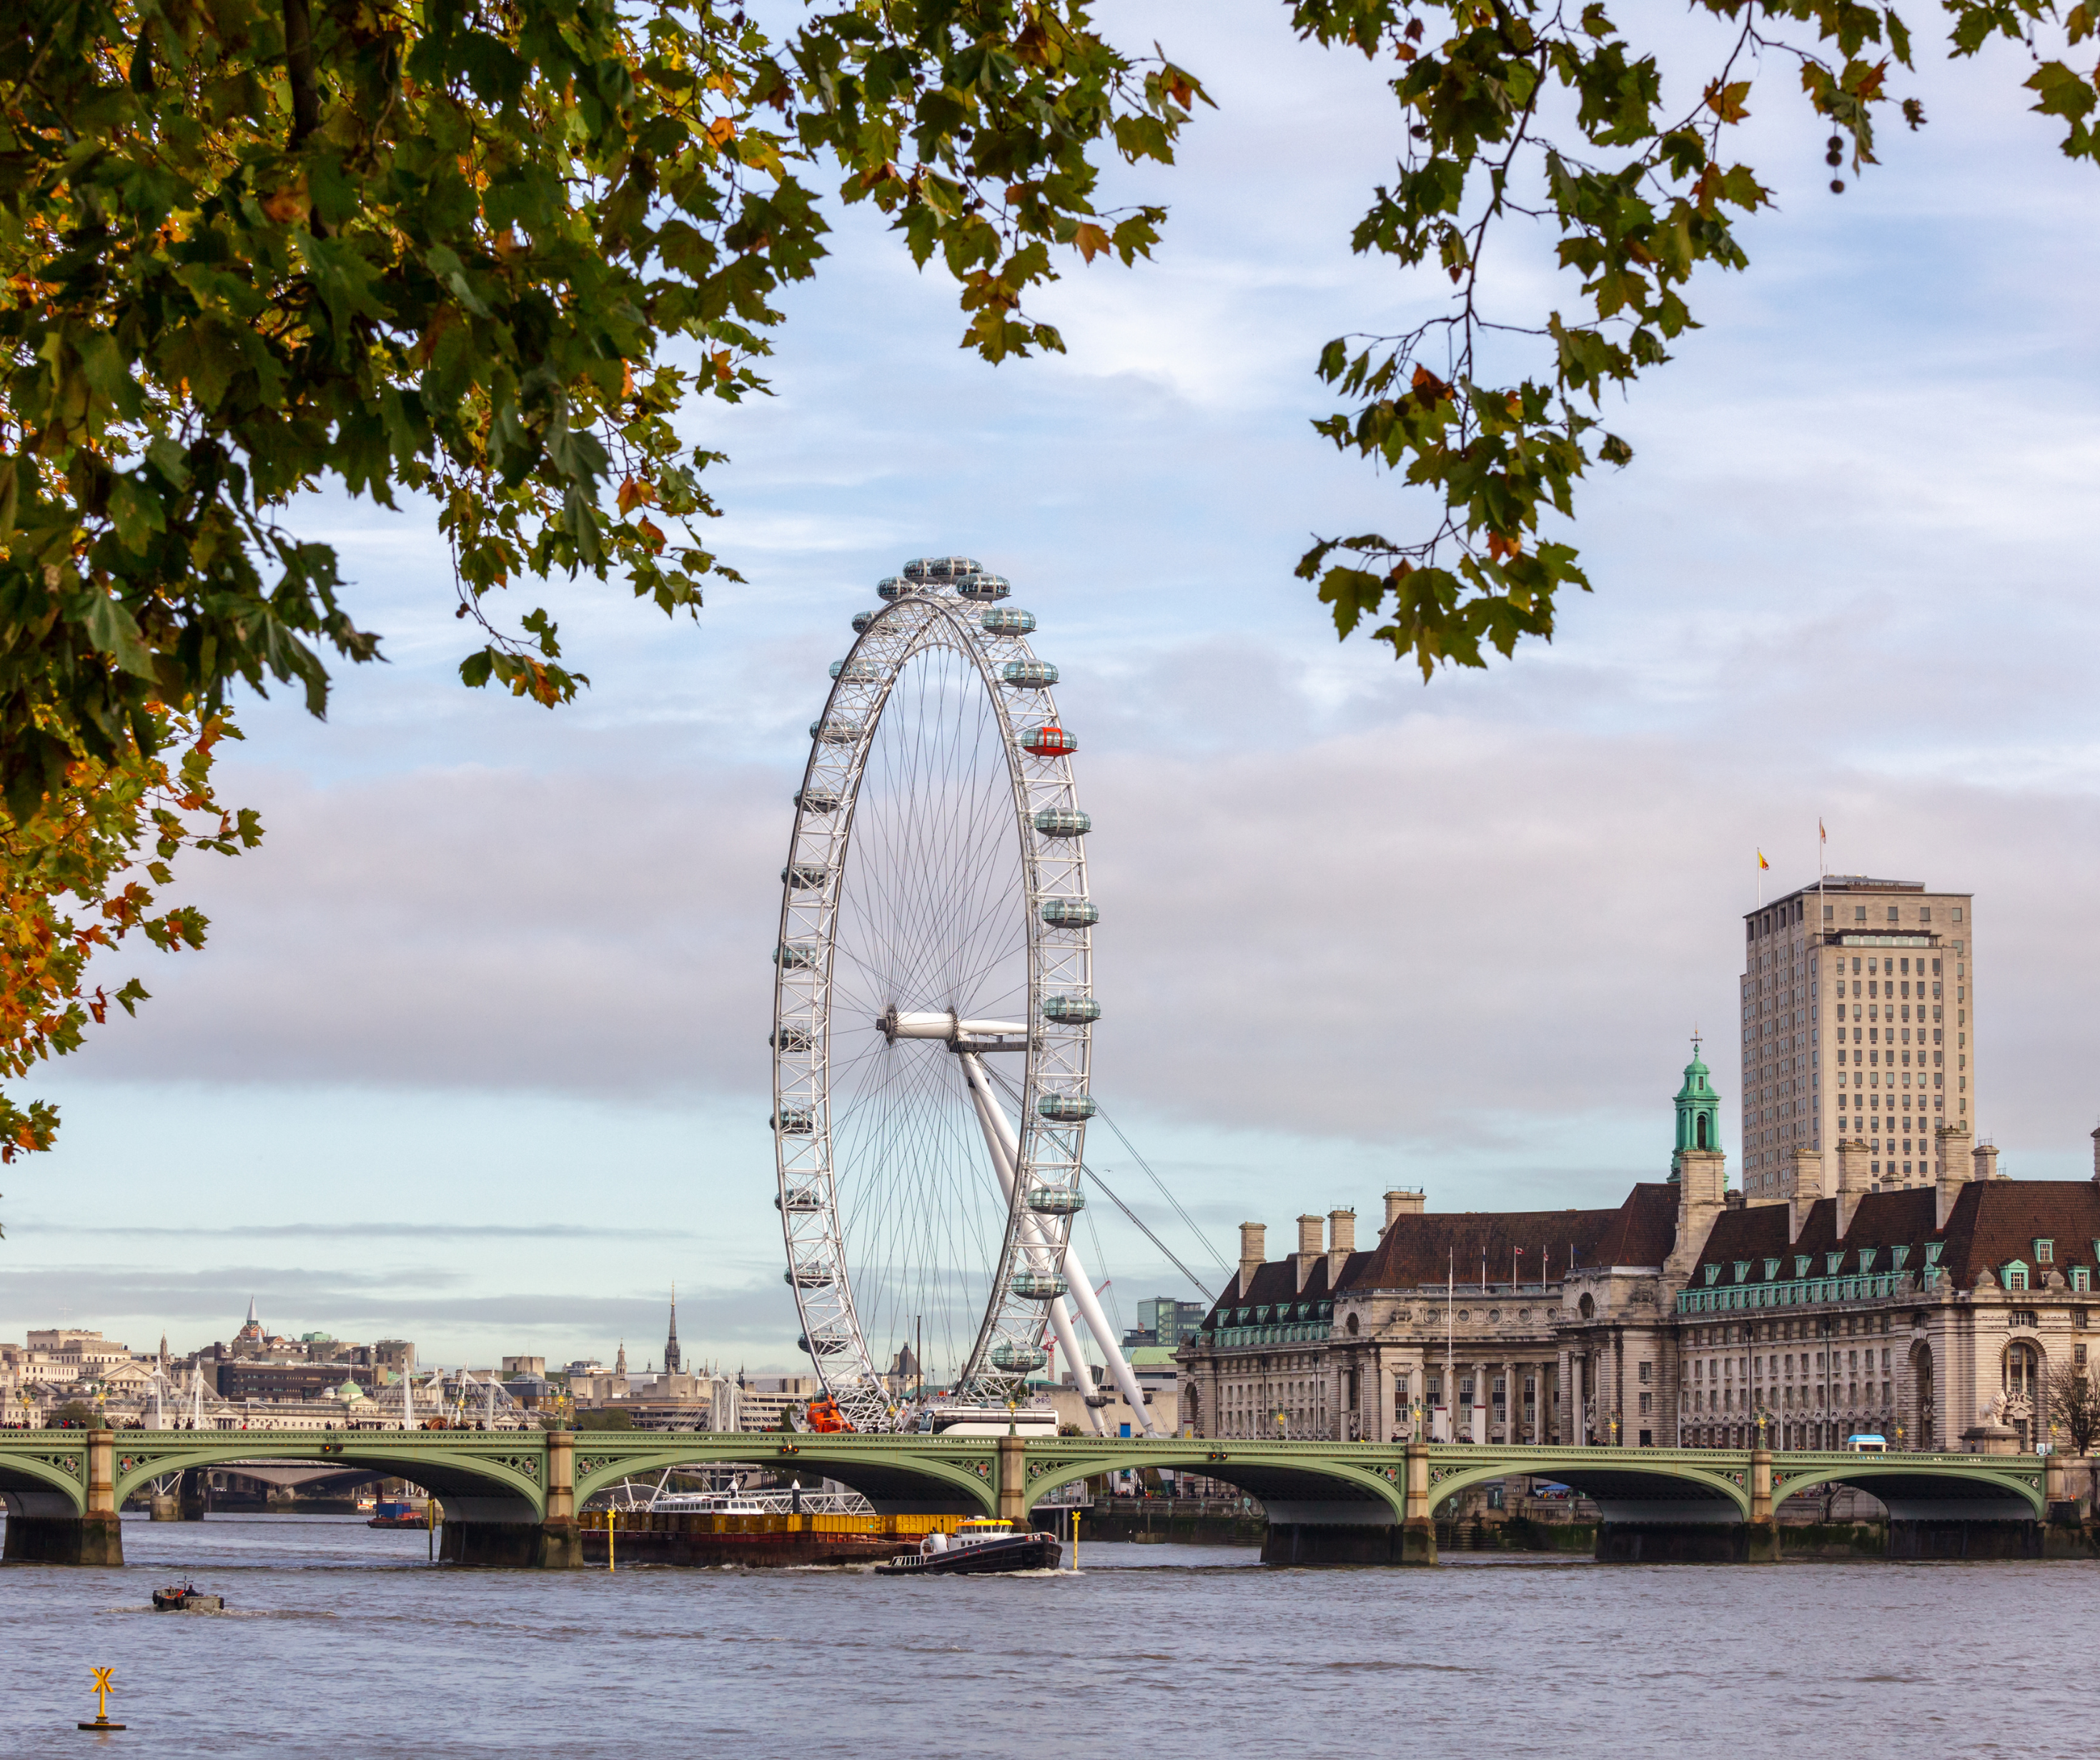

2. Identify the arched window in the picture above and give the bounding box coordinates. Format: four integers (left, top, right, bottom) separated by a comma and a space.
1697, 1114, 1709, 1149
1344, 1312, 1359, 1336
2006, 1342, 2041, 1450
1579, 1293, 1596, 1320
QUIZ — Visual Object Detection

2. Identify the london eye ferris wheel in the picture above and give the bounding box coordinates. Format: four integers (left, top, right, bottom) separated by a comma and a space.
770, 556, 1154, 1436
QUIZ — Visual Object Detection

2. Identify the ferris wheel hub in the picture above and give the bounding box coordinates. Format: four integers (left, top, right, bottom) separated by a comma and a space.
879, 1007, 1030, 1049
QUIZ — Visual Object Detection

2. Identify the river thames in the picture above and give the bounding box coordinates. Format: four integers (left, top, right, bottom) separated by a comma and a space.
0, 1516, 2086, 1757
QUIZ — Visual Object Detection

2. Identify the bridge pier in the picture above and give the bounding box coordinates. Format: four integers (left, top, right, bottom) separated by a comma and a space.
2, 1431, 123, 1566
442, 1426, 583, 1568
1255, 1441, 1436, 1566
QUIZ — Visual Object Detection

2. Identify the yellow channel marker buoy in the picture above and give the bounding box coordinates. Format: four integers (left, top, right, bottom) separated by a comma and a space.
78, 1665, 126, 1732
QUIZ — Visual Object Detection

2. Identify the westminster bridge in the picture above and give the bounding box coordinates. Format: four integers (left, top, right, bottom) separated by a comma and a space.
0, 1428, 2066, 1566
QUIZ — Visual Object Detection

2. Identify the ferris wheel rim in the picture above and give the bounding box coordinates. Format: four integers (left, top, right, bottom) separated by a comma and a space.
770, 565, 1094, 1433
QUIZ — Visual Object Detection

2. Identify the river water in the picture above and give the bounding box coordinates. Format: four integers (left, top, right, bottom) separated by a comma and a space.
0, 1515, 2088, 1758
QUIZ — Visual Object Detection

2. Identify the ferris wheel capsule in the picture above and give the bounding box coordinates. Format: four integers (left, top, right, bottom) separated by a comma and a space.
830, 659, 882, 682
773, 1107, 816, 1134
782, 862, 830, 890
876, 576, 908, 600
989, 1344, 1047, 1372
959, 572, 1011, 602
1027, 1186, 1086, 1215
852, 610, 878, 633
903, 555, 981, 584
811, 717, 864, 744
774, 943, 820, 969
1042, 994, 1100, 1025
1019, 725, 1075, 758
1001, 659, 1057, 687
1038, 1093, 1097, 1121
796, 787, 841, 813
981, 607, 1035, 635
1008, 1272, 1069, 1301
1040, 898, 1099, 928
1034, 808, 1091, 837
786, 1266, 836, 1288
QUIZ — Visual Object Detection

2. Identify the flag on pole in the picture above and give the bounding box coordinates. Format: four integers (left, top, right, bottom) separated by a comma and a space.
1756, 850, 1770, 871
1818, 820, 1826, 844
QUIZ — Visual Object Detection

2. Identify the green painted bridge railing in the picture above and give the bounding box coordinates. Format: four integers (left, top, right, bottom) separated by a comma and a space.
0, 1428, 2054, 1526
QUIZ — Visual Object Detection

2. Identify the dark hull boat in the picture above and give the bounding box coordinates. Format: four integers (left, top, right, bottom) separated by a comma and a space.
153, 1585, 225, 1611
875, 1531, 1061, 1576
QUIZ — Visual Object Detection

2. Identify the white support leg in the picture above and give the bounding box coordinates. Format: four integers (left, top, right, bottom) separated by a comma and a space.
959, 1053, 1157, 1437
960, 1055, 1108, 1436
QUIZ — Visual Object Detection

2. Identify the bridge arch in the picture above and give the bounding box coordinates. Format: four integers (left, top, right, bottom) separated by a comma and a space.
1425, 1451, 1751, 1523
1019, 1442, 1405, 1526
570, 1436, 999, 1517
1770, 1456, 2044, 1522
0, 1445, 91, 1518
109, 1436, 548, 1523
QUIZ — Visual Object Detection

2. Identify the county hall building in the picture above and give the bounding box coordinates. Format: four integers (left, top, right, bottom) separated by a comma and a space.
1178, 877, 2094, 1457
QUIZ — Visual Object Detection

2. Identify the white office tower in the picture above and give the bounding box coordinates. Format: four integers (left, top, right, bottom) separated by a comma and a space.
1740, 875, 1976, 1203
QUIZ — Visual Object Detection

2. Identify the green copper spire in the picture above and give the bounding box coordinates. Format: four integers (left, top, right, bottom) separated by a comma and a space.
1671, 1035, 1722, 1181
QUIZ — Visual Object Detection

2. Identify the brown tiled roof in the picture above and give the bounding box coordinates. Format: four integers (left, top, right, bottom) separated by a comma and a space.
1203, 1252, 1364, 1323
1201, 1184, 1679, 1326
1688, 1180, 2100, 1290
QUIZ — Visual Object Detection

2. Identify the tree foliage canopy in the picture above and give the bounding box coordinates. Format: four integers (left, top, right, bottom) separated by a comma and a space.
1290, 0, 2096, 675
0, 0, 1198, 1150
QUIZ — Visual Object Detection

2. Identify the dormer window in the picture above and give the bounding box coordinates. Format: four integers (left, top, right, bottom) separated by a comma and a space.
2074, 1268, 2093, 1295
2003, 1261, 2030, 1293
2035, 1240, 2056, 1265
1925, 1242, 1945, 1266
1704, 1266, 1722, 1287
1733, 1261, 1751, 1284
1794, 1256, 1811, 1278
1891, 1246, 1911, 1271
1857, 1248, 1877, 1273
1763, 1258, 1781, 1281
1825, 1253, 1844, 1276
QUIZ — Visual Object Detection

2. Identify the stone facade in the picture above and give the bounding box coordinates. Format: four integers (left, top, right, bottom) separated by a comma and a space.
1180, 1048, 2100, 1461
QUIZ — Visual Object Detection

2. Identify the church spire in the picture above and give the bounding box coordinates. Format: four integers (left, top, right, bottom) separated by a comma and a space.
664, 1285, 682, 1376
1671, 1033, 1723, 1180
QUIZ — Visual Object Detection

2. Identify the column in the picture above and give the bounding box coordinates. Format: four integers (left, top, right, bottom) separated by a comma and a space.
83, 1428, 122, 1566
1570, 1355, 1587, 1446
538, 1426, 583, 1567
997, 1435, 1026, 1522
1400, 1439, 1436, 1563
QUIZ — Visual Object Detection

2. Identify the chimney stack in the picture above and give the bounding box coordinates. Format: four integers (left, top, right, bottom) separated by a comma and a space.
1973, 1140, 1999, 1183
1237, 1223, 1267, 1298
2091, 1125, 2100, 1183
1327, 1208, 1357, 1286
1295, 1213, 1324, 1292
1935, 1121, 1973, 1228
1834, 1138, 1871, 1236
1382, 1188, 1425, 1234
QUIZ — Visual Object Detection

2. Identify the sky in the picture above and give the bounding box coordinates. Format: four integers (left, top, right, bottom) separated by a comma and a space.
6, 0, 2097, 1374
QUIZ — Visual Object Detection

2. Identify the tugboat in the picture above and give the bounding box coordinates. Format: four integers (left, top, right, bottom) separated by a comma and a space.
152, 1583, 225, 1612
367, 1498, 429, 1529
875, 1517, 1061, 1576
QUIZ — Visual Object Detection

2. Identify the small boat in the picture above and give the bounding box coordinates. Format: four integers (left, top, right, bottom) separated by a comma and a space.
153, 1583, 225, 1612
875, 1518, 1061, 1576
367, 1498, 430, 1529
